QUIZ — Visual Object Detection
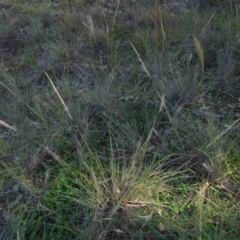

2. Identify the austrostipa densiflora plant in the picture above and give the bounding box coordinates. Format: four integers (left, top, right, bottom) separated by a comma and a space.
0, 1, 240, 239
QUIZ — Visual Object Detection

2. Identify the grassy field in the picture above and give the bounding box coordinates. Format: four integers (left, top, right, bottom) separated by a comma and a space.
0, 0, 240, 239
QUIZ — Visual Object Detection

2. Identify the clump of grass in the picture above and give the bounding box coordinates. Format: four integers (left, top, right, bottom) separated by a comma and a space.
0, 1, 240, 239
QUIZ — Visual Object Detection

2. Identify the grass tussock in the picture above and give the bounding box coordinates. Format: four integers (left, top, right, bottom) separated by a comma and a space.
0, 0, 240, 239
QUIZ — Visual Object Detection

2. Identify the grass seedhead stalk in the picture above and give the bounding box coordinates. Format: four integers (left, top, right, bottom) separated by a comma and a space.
0, 120, 17, 131
193, 35, 204, 71
207, 118, 240, 148
129, 41, 152, 78
160, 16, 167, 43
112, 0, 121, 31
45, 71, 73, 121
196, 181, 210, 240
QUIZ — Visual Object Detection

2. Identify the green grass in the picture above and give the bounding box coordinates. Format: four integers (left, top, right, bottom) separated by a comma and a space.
0, 0, 240, 239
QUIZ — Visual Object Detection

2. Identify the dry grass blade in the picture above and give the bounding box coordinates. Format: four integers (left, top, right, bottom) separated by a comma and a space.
200, 12, 216, 38
207, 118, 240, 148
129, 41, 152, 78
112, 0, 121, 30
0, 120, 17, 131
45, 72, 73, 121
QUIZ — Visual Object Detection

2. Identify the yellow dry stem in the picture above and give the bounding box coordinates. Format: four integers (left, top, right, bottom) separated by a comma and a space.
0, 120, 17, 131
